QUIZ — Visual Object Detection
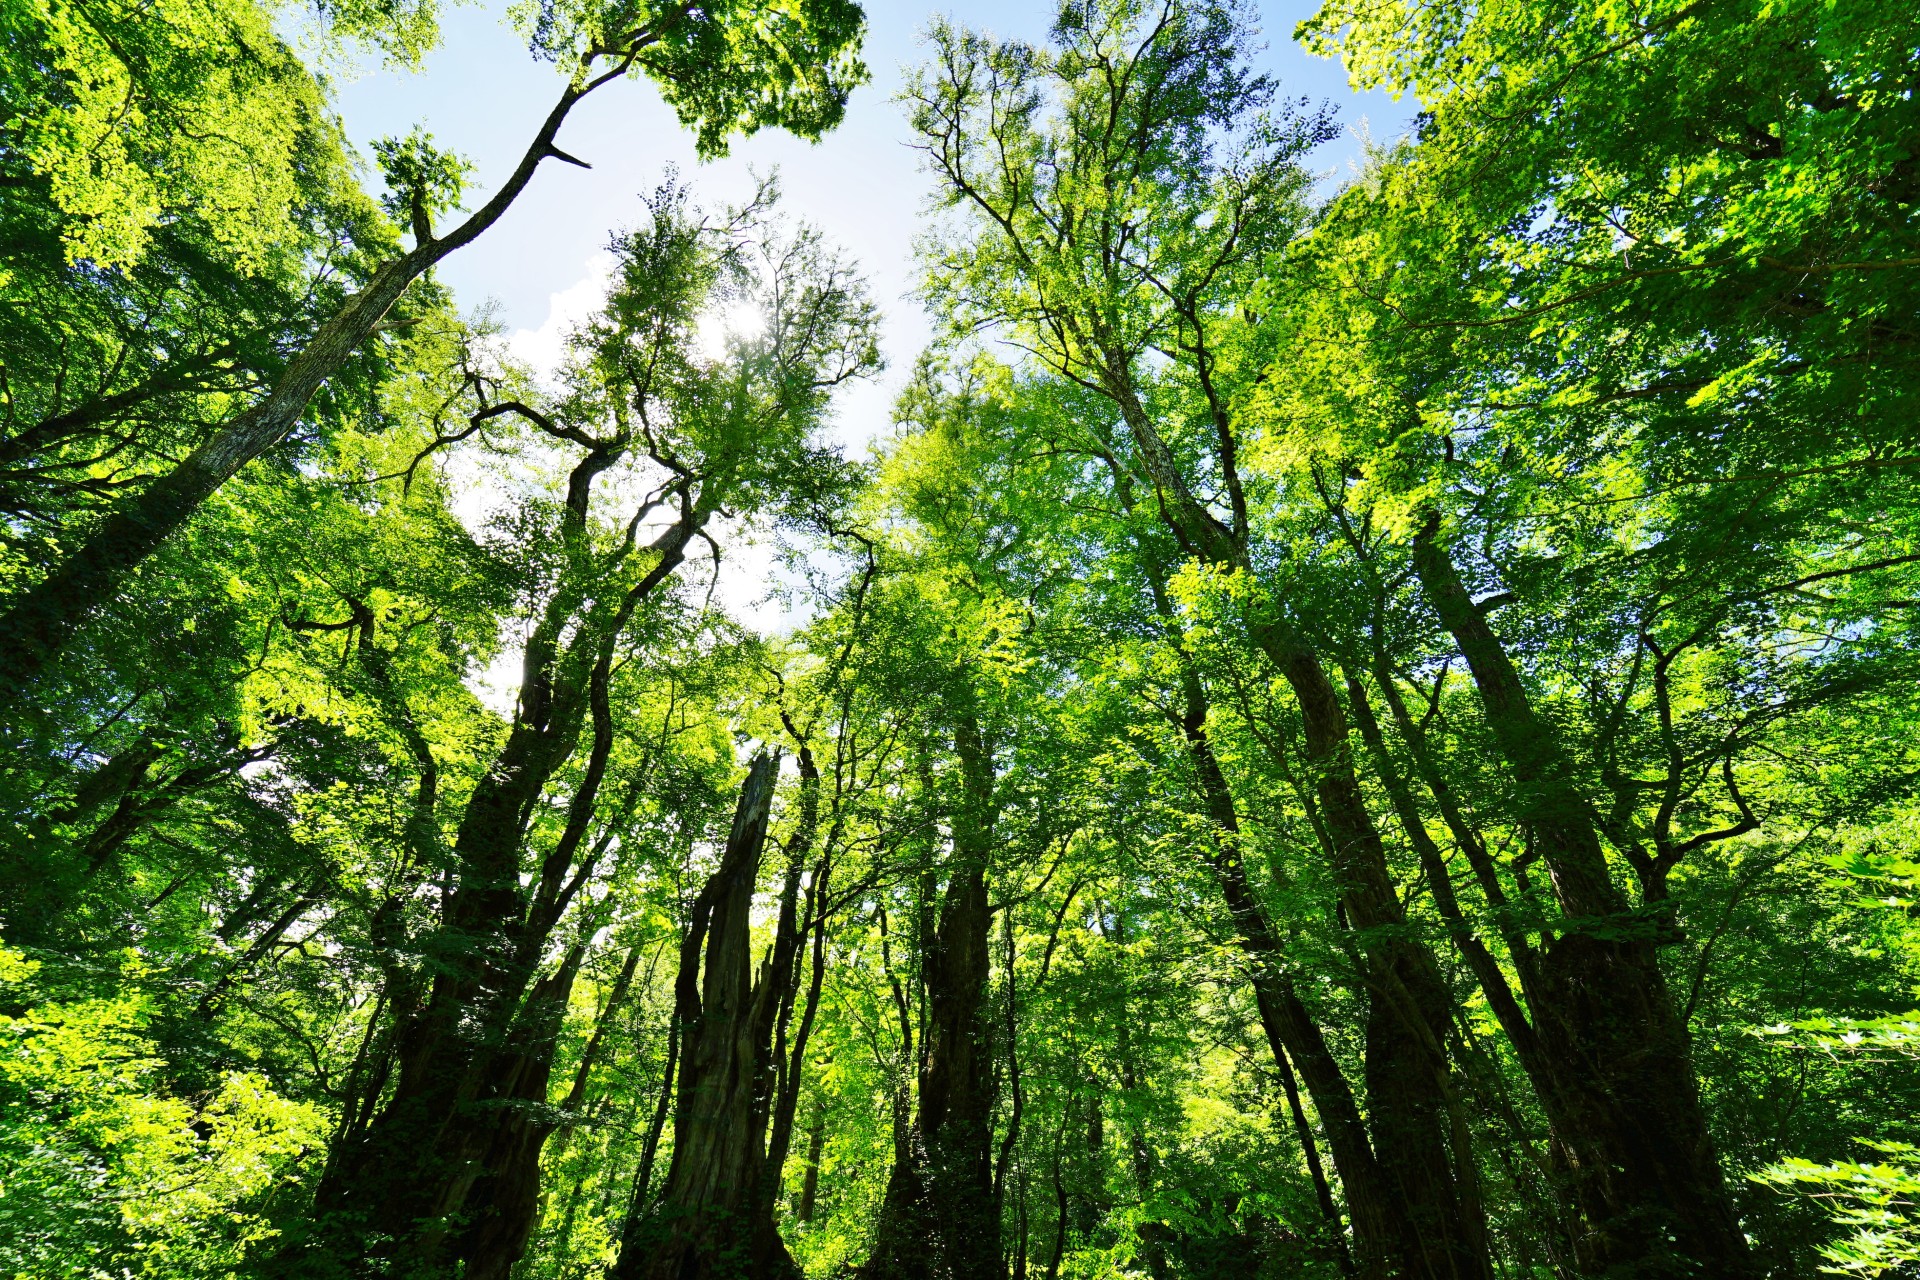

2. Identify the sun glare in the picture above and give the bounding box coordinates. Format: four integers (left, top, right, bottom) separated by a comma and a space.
694, 299, 766, 362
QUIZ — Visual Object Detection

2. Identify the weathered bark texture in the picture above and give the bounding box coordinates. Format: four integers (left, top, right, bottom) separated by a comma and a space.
304, 443, 700, 1276
1247, 630, 1490, 1280
865, 713, 1005, 1280
757, 734, 832, 1232
308, 684, 588, 1272
612, 753, 803, 1280
1409, 524, 1753, 1278
304, 714, 590, 1279
309, 921, 586, 1280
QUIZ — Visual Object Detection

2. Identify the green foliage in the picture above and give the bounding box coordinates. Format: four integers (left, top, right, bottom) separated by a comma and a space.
0, 0, 398, 272
4, 0, 1920, 1277
373, 128, 475, 241
0, 948, 328, 1278
513, 0, 869, 157
1755, 1145, 1920, 1277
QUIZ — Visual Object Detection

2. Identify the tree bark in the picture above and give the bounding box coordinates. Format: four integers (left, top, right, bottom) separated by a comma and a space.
450, 945, 588, 1280
305, 510, 686, 1275
1408, 523, 1753, 1277
797, 1101, 827, 1222
865, 709, 1005, 1280
759, 736, 830, 1226
1176, 671, 1397, 1279
1247, 627, 1490, 1280
1107, 383, 1489, 1280
612, 753, 803, 1280
1274, 1038, 1355, 1277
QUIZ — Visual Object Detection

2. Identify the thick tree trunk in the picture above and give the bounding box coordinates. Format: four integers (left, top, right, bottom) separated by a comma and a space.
1345, 676, 1548, 1083
613, 753, 801, 1280
304, 571, 609, 1274
865, 711, 1005, 1280
1346, 673, 1583, 1200
307, 911, 582, 1274
865, 859, 1001, 1280
758, 737, 829, 1228
451, 947, 587, 1280
1408, 525, 1753, 1277
308, 928, 586, 1277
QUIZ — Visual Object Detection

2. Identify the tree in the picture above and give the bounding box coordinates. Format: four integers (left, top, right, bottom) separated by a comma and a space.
301, 185, 878, 1278
906, 6, 1488, 1274
8, 2, 1920, 1277
0, 0, 869, 697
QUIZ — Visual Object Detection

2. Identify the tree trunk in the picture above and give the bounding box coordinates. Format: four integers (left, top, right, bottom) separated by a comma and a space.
758, 736, 831, 1229
1176, 671, 1398, 1279
620, 1013, 681, 1240
1347, 670, 1595, 1254
798, 1101, 827, 1222
1274, 1037, 1355, 1277
613, 753, 802, 1280
0, 60, 621, 696
1109, 384, 1489, 1280
1105, 911, 1169, 1280
303, 579, 609, 1274
1408, 524, 1753, 1277
450, 946, 587, 1280
1243, 628, 1490, 1280
865, 710, 1005, 1280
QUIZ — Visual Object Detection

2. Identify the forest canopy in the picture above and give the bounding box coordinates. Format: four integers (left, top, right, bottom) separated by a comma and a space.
2, 0, 1918, 1278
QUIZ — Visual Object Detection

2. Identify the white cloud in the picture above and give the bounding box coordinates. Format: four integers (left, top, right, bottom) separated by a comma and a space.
506, 251, 616, 385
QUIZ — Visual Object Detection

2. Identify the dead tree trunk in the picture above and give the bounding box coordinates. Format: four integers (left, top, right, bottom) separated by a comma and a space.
612, 753, 802, 1280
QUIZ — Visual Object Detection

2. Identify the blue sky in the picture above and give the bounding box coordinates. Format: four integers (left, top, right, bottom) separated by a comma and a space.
326, 2, 1414, 448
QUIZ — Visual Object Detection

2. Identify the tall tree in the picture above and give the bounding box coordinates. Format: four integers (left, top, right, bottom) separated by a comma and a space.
0, 0, 868, 696
10, 2, 1920, 1278
615, 753, 800, 1279
304, 188, 878, 1277
906, 6, 1488, 1274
